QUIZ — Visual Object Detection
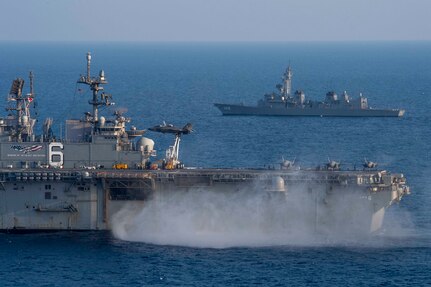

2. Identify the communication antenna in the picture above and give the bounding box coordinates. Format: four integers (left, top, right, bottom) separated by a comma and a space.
29, 71, 34, 97
77, 52, 113, 132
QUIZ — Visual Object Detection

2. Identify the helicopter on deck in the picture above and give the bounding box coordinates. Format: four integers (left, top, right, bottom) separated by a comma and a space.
327, 158, 341, 170
280, 157, 296, 170
363, 159, 378, 169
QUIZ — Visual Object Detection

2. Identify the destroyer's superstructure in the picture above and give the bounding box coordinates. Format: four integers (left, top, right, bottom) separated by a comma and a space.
214, 66, 405, 117
0, 54, 409, 233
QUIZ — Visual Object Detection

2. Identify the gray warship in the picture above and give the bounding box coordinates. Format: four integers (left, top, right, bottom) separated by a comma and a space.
214, 66, 405, 117
0, 54, 409, 233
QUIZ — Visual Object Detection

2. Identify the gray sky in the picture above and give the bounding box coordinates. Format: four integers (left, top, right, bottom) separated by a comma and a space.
0, 0, 430, 42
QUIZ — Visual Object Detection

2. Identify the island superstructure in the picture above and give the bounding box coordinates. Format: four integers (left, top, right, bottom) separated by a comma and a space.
214, 66, 405, 117
0, 54, 409, 233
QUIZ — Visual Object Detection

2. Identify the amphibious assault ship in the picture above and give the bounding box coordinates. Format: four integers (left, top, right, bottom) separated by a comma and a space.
0, 54, 409, 234
214, 66, 405, 117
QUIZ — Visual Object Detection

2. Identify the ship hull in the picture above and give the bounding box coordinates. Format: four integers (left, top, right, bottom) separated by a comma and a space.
214, 103, 405, 117
0, 168, 408, 234
0, 55, 409, 237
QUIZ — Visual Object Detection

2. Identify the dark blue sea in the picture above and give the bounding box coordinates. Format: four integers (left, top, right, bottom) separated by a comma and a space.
0, 42, 430, 286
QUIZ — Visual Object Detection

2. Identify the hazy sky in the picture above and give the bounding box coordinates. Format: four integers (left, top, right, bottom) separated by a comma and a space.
0, 0, 429, 42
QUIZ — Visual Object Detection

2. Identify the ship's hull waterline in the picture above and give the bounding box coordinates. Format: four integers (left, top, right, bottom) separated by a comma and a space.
214, 103, 405, 117
0, 168, 408, 234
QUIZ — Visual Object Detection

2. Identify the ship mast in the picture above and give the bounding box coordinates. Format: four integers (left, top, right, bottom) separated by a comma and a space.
77, 52, 112, 132
6, 78, 25, 141
29, 71, 34, 97
6, 71, 36, 142
26, 71, 35, 119
282, 65, 292, 98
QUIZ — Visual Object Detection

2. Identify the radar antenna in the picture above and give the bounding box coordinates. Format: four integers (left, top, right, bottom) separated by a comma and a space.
77, 52, 113, 132
6, 72, 37, 141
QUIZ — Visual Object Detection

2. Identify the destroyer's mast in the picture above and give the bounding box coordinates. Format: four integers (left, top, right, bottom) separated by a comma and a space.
77, 52, 112, 132
282, 65, 292, 98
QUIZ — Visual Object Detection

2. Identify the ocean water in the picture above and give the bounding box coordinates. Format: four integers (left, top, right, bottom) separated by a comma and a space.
0, 42, 430, 286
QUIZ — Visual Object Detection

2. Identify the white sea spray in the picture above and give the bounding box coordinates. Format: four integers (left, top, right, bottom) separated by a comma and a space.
111, 179, 413, 248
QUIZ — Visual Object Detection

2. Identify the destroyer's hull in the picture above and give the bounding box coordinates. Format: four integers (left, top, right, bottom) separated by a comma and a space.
214, 103, 405, 117
0, 168, 408, 234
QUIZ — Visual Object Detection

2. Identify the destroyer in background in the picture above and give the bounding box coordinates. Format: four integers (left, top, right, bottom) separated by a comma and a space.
0, 54, 409, 234
214, 66, 405, 117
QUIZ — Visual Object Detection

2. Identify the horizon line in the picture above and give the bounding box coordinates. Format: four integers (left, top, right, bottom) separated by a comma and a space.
0, 40, 430, 44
